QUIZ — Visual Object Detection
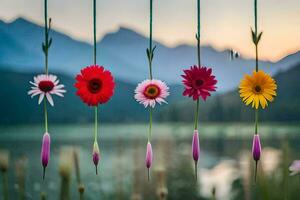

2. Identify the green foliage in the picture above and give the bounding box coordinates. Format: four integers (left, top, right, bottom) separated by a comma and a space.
167, 156, 208, 200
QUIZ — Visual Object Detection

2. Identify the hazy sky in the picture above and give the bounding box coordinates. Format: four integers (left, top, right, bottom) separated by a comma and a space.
0, 0, 299, 61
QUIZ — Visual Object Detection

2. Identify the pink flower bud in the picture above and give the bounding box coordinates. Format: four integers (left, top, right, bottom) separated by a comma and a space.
41, 132, 50, 180
92, 142, 100, 174
252, 134, 261, 161
145, 142, 153, 169
192, 130, 200, 162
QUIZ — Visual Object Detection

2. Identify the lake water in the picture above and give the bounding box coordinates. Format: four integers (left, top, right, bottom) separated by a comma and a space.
0, 123, 300, 200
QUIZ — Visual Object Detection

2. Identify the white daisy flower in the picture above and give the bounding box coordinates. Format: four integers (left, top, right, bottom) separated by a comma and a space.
28, 74, 66, 106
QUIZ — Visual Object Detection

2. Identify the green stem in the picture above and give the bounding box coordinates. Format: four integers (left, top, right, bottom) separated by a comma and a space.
147, 168, 150, 182
94, 106, 98, 142
254, 161, 258, 183
148, 0, 153, 80
60, 178, 71, 200
255, 44, 258, 72
2, 171, 8, 200
194, 161, 198, 181
147, 0, 154, 144
93, 0, 97, 65
254, 0, 257, 37
43, 0, 49, 135
44, 99, 48, 133
254, 0, 259, 72
40, 192, 47, 200
80, 193, 84, 200
44, 0, 48, 74
149, 0, 153, 53
148, 108, 153, 142
197, 0, 201, 66
194, 99, 200, 130
255, 109, 258, 134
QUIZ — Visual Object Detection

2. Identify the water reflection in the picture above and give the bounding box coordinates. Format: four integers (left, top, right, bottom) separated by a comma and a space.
0, 124, 299, 200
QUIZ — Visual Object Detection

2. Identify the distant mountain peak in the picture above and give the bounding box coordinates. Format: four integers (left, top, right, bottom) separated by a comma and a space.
10, 17, 34, 25
100, 26, 147, 45
117, 26, 137, 33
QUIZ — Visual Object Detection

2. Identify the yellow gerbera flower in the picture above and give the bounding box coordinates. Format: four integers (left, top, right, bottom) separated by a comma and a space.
239, 70, 277, 109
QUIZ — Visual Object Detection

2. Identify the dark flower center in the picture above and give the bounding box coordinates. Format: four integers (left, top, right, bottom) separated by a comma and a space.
38, 80, 54, 92
254, 85, 262, 93
195, 79, 204, 87
144, 85, 160, 99
88, 78, 103, 94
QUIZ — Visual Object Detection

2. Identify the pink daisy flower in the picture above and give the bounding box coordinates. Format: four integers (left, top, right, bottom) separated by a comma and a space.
28, 74, 66, 106
182, 65, 217, 101
134, 79, 169, 108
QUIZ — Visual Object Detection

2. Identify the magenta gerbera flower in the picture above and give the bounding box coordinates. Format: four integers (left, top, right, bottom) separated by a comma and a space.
134, 79, 169, 108
182, 66, 217, 101
28, 74, 66, 106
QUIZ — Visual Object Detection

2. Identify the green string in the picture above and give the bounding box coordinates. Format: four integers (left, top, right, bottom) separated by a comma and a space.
43, 0, 49, 133
95, 106, 98, 142
253, 0, 259, 181
194, 0, 201, 131
93, 0, 99, 144
194, 99, 200, 130
254, 0, 259, 134
148, 108, 152, 142
254, 0, 258, 72
44, 0, 48, 74
93, 0, 97, 65
147, 0, 154, 143
148, 0, 153, 80
255, 109, 258, 134
149, 0, 153, 56
197, 0, 201, 67
44, 99, 48, 133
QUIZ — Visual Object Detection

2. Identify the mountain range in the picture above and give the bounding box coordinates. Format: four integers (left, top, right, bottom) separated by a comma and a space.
0, 17, 300, 124
1, 17, 300, 92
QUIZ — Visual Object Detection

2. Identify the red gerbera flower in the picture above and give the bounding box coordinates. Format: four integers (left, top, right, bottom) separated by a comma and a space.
182, 65, 217, 101
75, 65, 115, 106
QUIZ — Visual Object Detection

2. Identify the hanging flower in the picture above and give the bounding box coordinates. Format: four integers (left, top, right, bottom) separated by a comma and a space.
145, 142, 153, 169
145, 142, 153, 181
75, 65, 115, 106
28, 74, 66, 106
192, 130, 200, 163
289, 160, 300, 176
252, 134, 261, 161
92, 141, 100, 174
239, 70, 277, 109
182, 66, 217, 101
41, 132, 50, 179
134, 79, 169, 108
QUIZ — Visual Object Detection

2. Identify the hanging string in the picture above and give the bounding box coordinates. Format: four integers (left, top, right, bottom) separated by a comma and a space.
197, 0, 201, 67
146, 0, 155, 143
42, 0, 52, 133
253, 0, 261, 182
194, 0, 201, 131
93, 0, 97, 65
253, 0, 260, 135
254, 0, 258, 72
93, 0, 99, 148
